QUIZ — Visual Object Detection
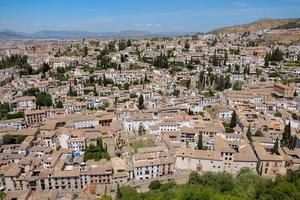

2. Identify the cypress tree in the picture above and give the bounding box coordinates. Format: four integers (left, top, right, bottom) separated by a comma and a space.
246, 125, 252, 143
93, 84, 97, 96
288, 135, 297, 150
213, 50, 218, 67
116, 183, 121, 199
271, 137, 279, 155
265, 53, 270, 67
138, 94, 144, 110
230, 111, 237, 128
127, 39, 132, 47
281, 122, 291, 146
188, 108, 193, 115
224, 50, 228, 66
197, 133, 203, 150
224, 74, 231, 89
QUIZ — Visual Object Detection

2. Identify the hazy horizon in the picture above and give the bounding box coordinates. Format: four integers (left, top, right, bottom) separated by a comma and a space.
0, 0, 300, 33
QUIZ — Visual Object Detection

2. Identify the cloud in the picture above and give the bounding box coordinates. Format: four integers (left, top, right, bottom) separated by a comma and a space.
135, 23, 161, 27
234, 1, 250, 8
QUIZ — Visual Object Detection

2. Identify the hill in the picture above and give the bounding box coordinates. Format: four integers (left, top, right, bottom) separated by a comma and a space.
210, 18, 300, 34
0, 30, 193, 39
0, 30, 24, 39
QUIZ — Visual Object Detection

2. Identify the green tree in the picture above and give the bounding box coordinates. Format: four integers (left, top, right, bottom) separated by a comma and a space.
116, 186, 139, 200
197, 71, 205, 89
153, 52, 169, 69
246, 125, 252, 143
230, 111, 237, 128
0, 191, 6, 200
6, 112, 24, 120
264, 53, 270, 67
123, 83, 130, 90
2, 134, 13, 144
83, 46, 88, 57
187, 108, 193, 115
120, 54, 126, 62
172, 88, 180, 97
197, 133, 203, 150
138, 124, 146, 136
288, 135, 297, 150
149, 180, 162, 190
271, 137, 279, 155
255, 129, 263, 137
36, 93, 52, 107
144, 73, 149, 83
224, 50, 228, 66
127, 39, 132, 47
98, 194, 112, 200
56, 100, 63, 108
232, 81, 244, 90
270, 48, 284, 62
146, 42, 150, 48
94, 84, 97, 96
41, 62, 50, 77
275, 110, 282, 117
184, 40, 190, 50
138, 94, 144, 110
67, 83, 77, 96
83, 137, 109, 162
281, 122, 291, 146
186, 78, 191, 89
224, 74, 231, 89
216, 75, 225, 91
213, 50, 218, 67
15, 135, 26, 144
118, 40, 127, 51
114, 171, 300, 200
116, 183, 121, 199
256, 68, 262, 76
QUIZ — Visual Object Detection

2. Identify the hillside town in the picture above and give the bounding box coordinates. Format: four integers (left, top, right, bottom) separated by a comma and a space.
0, 29, 299, 199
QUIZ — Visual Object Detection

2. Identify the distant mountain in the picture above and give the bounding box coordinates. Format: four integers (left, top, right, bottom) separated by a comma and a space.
156, 31, 195, 37
97, 30, 153, 38
210, 18, 300, 34
0, 29, 193, 39
32, 30, 99, 38
0, 30, 24, 39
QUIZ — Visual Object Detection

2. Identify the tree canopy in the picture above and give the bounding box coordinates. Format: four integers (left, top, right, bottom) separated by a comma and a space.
83, 137, 110, 162
116, 170, 300, 200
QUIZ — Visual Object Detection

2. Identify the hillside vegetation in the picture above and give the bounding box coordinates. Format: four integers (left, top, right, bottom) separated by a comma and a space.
210, 18, 300, 34
115, 169, 300, 200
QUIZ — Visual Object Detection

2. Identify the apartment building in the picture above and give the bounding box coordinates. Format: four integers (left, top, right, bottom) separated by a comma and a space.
130, 147, 175, 180
176, 142, 257, 174
274, 83, 295, 98
11, 96, 36, 112
24, 110, 46, 126
253, 142, 288, 177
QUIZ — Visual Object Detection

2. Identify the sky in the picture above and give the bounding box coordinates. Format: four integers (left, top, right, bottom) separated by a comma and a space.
0, 0, 300, 33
